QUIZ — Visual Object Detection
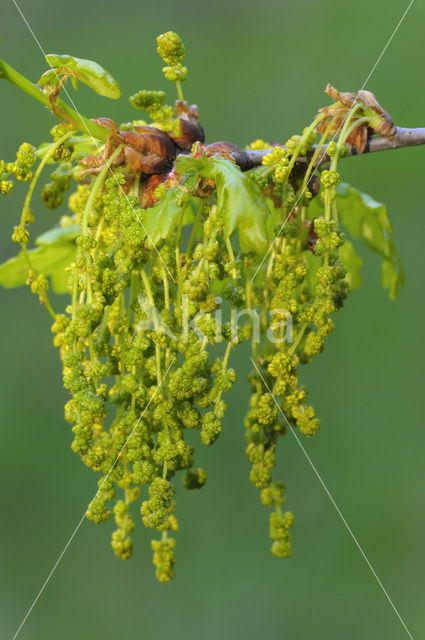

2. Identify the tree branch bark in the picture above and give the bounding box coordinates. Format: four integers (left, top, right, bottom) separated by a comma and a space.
243, 127, 425, 170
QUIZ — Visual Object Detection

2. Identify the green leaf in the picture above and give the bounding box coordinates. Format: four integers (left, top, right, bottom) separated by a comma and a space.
35, 225, 79, 245
205, 157, 269, 254
0, 226, 77, 293
339, 241, 363, 290
43, 54, 121, 99
182, 197, 198, 226
381, 257, 403, 301
37, 68, 58, 87
177, 156, 269, 254
336, 182, 404, 298
176, 155, 209, 176
143, 188, 185, 249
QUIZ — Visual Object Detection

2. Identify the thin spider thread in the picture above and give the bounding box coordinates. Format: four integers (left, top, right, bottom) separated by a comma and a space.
250, 357, 414, 640
11, 0, 176, 282
12, 359, 175, 640
250, 0, 415, 283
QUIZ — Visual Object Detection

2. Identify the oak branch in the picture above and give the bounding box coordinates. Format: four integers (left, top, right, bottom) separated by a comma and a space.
243, 127, 425, 170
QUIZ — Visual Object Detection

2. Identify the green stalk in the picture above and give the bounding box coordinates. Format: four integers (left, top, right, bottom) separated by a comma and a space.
298, 122, 334, 232
245, 278, 258, 359
127, 270, 140, 329
160, 265, 172, 369
140, 269, 162, 387
287, 113, 326, 174
20, 131, 73, 228
72, 144, 124, 319
288, 322, 307, 356
324, 105, 363, 223
185, 201, 202, 257
161, 265, 170, 311
81, 144, 124, 235
176, 80, 184, 102
300, 123, 333, 195
0, 58, 109, 141
222, 341, 233, 371
18, 131, 74, 320
224, 236, 239, 348
39, 295, 56, 320
225, 236, 238, 281
175, 201, 187, 305
337, 116, 370, 153
119, 291, 127, 378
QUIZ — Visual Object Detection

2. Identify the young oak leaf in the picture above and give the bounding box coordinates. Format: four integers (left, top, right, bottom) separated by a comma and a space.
338, 240, 363, 290
142, 187, 184, 248
39, 54, 121, 99
176, 155, 268, 254
336, 182, 404, 299
0, 226, 78, 293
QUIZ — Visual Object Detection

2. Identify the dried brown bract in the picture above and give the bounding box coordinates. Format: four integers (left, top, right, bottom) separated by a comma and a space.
305, 220, 318, 253
170, 100, 205, 151
139, 174, 174, 209
82, 120, 177, 176
81, 101, 205, 178
318, 84, 396, 153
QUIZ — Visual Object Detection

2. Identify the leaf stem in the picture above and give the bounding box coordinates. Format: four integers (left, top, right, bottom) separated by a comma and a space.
0, 58, 109, 141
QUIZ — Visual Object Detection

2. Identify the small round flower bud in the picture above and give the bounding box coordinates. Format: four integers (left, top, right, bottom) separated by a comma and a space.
156, 31, 185, 65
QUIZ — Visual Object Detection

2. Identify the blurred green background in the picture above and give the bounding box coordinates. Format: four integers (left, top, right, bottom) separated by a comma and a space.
1, 0, 424, 638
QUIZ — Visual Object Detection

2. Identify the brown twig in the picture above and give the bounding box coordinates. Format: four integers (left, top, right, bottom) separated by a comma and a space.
242, 127, 425, 170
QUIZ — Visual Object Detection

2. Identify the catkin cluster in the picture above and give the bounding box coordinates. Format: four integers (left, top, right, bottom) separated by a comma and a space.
0, 31, 401, 582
